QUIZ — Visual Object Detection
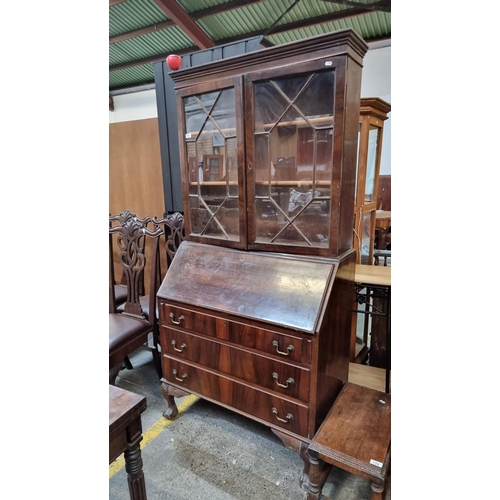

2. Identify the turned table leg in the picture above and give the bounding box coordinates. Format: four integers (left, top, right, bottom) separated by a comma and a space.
124, 420, 147, 500
306, 451, 332, 500
369, 479, 385, 500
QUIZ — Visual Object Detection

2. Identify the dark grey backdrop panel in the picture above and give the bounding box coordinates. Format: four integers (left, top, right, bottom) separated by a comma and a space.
153, 36, 272, 215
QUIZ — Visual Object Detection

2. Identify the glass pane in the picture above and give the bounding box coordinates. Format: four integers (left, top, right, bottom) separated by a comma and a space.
211, 88, 236, 136
270, 127, 297, 182
355, 123, 361, 204
215, 198, 240, 240
316, 129, 333, 181
197, 119, 220, 158
365, 126, 380, 203
189, 197, 210, 235
184, 88, 239, 242
225, 137, 238, 194
290, 201, 330, 247
252, 72, 335, 249
255, 200, 281, 242
274, 74, 311, 101
360, 211, 373, 264
294, 71, 334, 127
254, 134, 269, 184
254, 82, 289, 133
184, 92, 218, 137
190, 194, 239, 241
203, 155, 224, 182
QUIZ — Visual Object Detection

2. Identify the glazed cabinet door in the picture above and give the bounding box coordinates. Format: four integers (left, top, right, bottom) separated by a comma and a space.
244, 61, 342, 256
177, 76, 247, 249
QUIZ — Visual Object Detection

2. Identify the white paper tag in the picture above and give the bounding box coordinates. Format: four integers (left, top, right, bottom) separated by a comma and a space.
370, 459, 383, 467
185, 133, 192, 139
325, 61, 333, 66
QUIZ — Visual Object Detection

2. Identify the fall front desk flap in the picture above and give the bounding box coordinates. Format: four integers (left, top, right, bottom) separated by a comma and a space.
157, 241, 338, 334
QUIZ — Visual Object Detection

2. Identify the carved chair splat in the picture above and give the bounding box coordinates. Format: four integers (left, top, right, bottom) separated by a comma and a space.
109, 214, 163, 385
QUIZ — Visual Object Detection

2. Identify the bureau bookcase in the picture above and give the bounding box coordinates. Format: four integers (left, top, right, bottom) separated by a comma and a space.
157, 29, 368, 484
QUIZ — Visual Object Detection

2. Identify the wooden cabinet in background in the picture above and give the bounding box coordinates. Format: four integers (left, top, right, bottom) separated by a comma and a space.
353, 97, 391, 265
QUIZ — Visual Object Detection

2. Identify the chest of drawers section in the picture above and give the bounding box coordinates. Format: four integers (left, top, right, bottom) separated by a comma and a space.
159, 304, 311, 437
156, 241, 354, 441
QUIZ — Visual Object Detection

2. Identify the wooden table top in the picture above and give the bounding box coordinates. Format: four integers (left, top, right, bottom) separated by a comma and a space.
355, 264, 391, 287
309, 383, 391, 479
109, 385, 147, 434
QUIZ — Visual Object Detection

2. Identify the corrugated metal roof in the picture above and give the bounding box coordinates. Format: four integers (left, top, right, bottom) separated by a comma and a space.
109, 0, 390, 91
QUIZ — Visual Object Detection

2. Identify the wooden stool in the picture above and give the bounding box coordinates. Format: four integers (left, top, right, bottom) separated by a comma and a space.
307, 383, 391, 500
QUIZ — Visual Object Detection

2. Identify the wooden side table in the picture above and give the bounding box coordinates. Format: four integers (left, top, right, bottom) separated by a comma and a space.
307, 383, 391, 500
352, 265, 391, 393
109, 385, 148, 500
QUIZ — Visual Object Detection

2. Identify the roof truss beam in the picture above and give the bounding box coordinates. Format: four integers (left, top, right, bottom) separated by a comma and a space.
110, 6, 383, 73
110, 0, 264, 45
325, 1, 391, 13
152, 0, 214, 49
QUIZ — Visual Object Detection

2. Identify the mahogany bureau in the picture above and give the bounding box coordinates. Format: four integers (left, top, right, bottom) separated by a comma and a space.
157, 241, 355, 482
156, 28, 367, 487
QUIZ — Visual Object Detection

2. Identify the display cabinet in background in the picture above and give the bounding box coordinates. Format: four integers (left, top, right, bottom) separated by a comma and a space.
353, 97, 391, 264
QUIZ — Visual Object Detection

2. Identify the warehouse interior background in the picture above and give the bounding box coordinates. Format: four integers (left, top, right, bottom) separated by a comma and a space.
2, 3, 498, 500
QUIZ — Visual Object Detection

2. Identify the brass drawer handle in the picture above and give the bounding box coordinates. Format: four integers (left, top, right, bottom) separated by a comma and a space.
272, 407, 293, 423
172, 369, 187, 382
171, 340, 187, 352
272, 372, 295, 389
170, 312, 185, 325
272, 340, 294, 356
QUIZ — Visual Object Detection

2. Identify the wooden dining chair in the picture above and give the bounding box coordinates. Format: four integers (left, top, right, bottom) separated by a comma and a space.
153, 212, 185, 273
109, 213, 163, 385
109, 210, 147, 308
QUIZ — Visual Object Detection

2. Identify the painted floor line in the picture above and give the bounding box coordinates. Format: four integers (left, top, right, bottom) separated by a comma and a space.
109, 394, 199, 478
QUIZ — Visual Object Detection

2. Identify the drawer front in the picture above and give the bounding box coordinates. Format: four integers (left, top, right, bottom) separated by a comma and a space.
216, 318, 310, 364
160, 303, 217, 336
162, 326, 309, 402
163, 356, 309, 437
159, 302, 311, 364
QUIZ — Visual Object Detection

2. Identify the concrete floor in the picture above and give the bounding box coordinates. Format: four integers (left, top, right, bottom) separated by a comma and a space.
109, 346, 391, 500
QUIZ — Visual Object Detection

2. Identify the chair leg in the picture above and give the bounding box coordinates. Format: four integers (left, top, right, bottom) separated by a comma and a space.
152, 347, 162, 379
151, 326, 162, 379
123, 356, 134, 370
109, 363, 123, 385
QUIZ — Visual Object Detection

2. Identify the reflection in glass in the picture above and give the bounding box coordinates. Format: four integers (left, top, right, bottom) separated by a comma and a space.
252, 70, 335, 248
364, 127, 380, 203
360, 211, 373, 264
355, 124, 361, 204
183, 88, 239, 241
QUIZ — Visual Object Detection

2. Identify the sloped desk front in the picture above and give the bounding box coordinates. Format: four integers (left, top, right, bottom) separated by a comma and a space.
156, 241, 355, 482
